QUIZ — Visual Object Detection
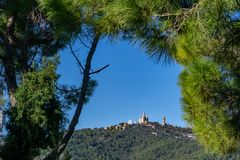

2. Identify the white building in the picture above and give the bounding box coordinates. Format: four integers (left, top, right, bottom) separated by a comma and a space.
128, 119, 133, 125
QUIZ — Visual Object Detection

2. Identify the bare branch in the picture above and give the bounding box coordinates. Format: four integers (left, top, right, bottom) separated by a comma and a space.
69, 43, 85, 74
77, 36, 90, 48
54, 84, 70, 93
80, 28, 91, 41
89, 64, 110, 75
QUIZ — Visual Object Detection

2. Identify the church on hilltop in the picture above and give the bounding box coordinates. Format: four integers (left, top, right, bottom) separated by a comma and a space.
138, 112, 167, 126
138, 112, 149, 124
105, 112, 167, 131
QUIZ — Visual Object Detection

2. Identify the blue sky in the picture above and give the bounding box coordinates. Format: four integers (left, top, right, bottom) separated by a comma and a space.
58, 39, 186, 129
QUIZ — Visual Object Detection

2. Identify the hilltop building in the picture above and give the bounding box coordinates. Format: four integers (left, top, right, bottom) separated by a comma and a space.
162, 116, 166, 126
105, 113, 168, 131
128, 119, 133, 125
139, 112, 149, 124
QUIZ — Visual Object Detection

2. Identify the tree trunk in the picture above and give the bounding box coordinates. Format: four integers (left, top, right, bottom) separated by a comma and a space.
4, 16, 17, 107
44, 34, 100, 160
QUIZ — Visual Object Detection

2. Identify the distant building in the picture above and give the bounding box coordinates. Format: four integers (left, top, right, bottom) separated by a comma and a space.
139, 112, 149, 124
162, 116, 166, 126
105, 113, 168, 131
128, 119, 133, 125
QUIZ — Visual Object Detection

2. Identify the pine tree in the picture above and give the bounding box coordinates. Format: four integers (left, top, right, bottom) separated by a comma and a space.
0, 0, 66, 159
174, 0, 240, 154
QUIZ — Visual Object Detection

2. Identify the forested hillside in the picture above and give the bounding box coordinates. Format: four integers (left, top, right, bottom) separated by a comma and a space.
66, 123, 238, 160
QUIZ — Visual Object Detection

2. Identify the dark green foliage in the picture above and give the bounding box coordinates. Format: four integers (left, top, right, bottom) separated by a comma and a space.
0, 64, 64, 160
65, 124, 238, 160
61, 151, 72, 160
0, 0, 75, 158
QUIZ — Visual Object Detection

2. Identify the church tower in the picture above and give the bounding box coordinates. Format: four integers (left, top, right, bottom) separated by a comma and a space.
162, 116, 166, 126
139, 112, 149, 124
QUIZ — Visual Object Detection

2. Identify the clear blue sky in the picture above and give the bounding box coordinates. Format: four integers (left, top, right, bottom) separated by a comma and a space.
57, 39, 187, 129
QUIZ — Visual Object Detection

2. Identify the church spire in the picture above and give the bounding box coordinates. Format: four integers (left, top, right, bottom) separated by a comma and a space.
162, 116, 166, 126
139, 112, 149, 124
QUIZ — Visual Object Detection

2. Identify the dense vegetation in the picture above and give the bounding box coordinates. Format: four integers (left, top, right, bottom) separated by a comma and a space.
65, 123, 238, 160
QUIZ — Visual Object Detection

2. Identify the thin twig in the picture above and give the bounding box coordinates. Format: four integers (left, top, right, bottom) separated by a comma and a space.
89, 64, 110, 75
77, 36, 90, 48
69, 43, 85, 74
54, 84, 69, 93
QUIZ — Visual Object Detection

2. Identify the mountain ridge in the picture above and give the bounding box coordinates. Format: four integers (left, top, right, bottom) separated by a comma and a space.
66, 122, 238, 160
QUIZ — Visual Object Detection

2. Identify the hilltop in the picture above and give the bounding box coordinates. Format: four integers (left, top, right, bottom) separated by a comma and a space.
65, 122, 237, 160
